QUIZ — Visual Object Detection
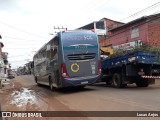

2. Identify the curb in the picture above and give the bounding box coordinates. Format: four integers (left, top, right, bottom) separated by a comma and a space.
0, 103, 2, 120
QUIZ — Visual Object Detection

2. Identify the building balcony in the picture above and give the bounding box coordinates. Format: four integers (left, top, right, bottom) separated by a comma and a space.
2, 52, 8, 59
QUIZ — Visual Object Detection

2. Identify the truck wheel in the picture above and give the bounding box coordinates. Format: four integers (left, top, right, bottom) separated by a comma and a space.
136, 79, 149, 87
112, 73, 123, 88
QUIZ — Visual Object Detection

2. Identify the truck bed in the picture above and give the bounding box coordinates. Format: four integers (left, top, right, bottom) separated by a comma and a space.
101, 51, 160, 70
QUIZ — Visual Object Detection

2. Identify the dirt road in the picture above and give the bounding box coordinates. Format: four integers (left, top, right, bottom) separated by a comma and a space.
1, 75, 160, 120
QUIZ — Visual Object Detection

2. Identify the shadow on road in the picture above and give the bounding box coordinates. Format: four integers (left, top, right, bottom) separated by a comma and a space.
58, 86, 96, 94
31, 84, 96, 94
90, 82, 160, 90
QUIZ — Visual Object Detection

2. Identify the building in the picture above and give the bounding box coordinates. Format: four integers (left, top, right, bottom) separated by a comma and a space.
24, 61, 32, 75
0, 36, 10, 88
77, 18, 124, 45
0, 42, 5, 70
104, 13, 160, 49
0, 41, 4, 88
2, 52, 9, 77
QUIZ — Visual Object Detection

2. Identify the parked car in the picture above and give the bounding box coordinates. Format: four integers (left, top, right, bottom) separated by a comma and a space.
8, 72, 15, 79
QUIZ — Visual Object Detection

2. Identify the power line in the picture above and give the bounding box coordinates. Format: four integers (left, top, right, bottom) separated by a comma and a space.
96, 0, 113, 10
5, 43, 40, 45
85, 0, 103, 11
10, 59, 32, 63
0, 21, 48, 39
8, 54, 33, 58
82, 0, 100, 10
120, 1, 160, 22
90, 0, 113, 13
8, 52, 33, 57
83, 0, 113, 14
2, 36, 48, 42
4, 47, 39, 49
153, 11, 160, 15
103, 14, 160, 46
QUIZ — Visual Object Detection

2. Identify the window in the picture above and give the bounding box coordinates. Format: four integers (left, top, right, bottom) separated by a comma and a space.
131, 27, 139, 38
50, 49, 57, 58
96, 21, 105, 29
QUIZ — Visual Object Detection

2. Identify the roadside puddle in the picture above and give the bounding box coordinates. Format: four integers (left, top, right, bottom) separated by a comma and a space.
9, 87, 38, 109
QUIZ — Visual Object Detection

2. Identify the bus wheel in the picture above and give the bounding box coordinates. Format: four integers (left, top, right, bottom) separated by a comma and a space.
35, 77, 40, 86
112, 73, 123, 88
35, 77, 37, 83
49, 78, 56, 91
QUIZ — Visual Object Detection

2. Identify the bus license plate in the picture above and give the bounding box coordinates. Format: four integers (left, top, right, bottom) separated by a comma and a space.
81, 81, 88, 84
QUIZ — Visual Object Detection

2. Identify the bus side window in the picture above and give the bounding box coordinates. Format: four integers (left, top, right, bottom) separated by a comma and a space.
46, 36, 59, 59
46, 50, 50, 58
54, 36, 59, 45
50, 36, 58, 59
51, 47, 57, 59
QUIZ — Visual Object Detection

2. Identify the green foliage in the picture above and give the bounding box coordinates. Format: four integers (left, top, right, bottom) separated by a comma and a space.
134, 44, 160, 53
109, 45, 160, 58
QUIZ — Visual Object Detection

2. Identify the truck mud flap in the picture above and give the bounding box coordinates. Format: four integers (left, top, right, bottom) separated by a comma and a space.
148, 79, 155, 85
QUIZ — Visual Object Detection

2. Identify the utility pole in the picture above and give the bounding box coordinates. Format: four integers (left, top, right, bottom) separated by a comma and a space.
50, 26, 68, 36
54, 26, 67, 32
0, 35, 2, 90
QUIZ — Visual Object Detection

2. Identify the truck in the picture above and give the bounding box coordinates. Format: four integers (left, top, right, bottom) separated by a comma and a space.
101, 49, 160, 88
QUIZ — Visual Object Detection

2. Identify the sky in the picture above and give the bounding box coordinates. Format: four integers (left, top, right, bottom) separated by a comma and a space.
0, 0, 160, 69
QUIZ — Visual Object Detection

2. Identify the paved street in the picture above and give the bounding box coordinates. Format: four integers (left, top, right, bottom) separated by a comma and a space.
0, 75, 160, 120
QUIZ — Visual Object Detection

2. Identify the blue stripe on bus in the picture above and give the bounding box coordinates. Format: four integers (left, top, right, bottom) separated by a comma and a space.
63, 46, 98, 50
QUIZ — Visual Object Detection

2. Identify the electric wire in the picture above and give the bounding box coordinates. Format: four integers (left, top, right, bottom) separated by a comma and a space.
101, 14, 160, 46
6, 0, 160, 68
109, 14, 160, 38
8, 53, 33, 58
0, 20, 48, 39
120, 1, 160, 22
87, 0, 113, 13
2, 36, 48, 42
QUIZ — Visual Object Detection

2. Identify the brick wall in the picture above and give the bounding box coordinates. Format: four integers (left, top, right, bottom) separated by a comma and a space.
148, 18, 160, 47
99, 19, 124, 47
